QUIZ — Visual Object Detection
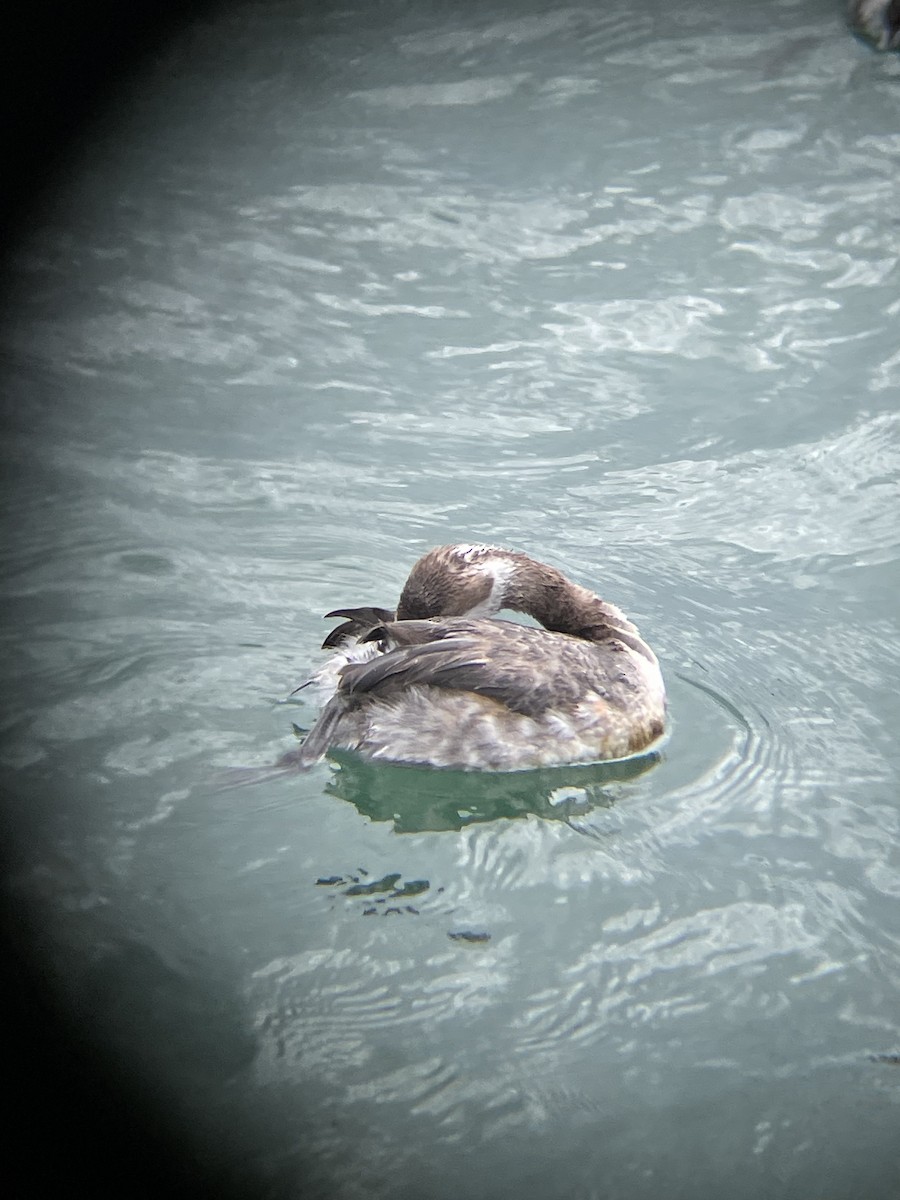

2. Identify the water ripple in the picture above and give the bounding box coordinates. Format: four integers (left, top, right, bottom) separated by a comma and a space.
564, 412, 899, 564
2, 2, 899, 1194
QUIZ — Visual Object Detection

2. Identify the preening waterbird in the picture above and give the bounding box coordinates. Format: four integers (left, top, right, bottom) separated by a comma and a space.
291, 544, 666, 772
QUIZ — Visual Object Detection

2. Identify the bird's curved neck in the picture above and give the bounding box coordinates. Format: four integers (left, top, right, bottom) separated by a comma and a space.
505, 558, 648, 653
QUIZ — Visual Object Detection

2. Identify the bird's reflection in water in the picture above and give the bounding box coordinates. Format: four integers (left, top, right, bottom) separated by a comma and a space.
320, 747, 662, 834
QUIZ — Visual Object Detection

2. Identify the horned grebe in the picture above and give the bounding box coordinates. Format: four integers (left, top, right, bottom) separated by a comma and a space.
293, 544, 666, 772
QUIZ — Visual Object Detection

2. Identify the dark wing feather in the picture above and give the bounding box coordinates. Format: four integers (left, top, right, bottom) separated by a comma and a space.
334, 618, 625, 718
295, 692, 354, 765
358, 617, 460, 647
339, 636, 488, 697
300, 622, 490, 765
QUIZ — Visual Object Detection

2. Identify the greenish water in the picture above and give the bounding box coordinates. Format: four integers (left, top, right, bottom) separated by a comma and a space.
1, 1, 899, 1197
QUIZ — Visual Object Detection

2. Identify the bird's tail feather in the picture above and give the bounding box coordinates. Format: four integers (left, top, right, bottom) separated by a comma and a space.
293, 694, 352, 766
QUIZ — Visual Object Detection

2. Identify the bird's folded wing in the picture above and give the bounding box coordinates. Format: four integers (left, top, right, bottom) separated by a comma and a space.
338, 620, 584, 717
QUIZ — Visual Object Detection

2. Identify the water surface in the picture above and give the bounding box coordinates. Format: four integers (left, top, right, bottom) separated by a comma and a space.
1, 1, 899, 1197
